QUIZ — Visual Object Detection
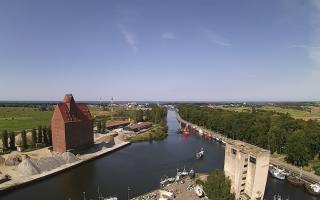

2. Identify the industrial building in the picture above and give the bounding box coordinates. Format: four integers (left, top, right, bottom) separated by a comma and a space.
124, 122, 152, 132
224, 140, 270, 200
106, 120, 130, 130
51, 94, 94, 153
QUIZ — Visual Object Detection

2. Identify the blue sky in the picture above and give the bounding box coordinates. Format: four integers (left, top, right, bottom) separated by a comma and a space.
0, 0, 319, 101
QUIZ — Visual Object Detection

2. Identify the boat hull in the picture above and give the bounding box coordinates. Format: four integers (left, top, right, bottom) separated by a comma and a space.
287, 176, 304, 187
305, 184, 320, 196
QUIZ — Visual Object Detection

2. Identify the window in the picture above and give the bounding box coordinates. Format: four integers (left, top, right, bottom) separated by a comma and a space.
250, 156, 256, 164
231, 148, 237, 155
240, 189, 245, 193
242, 177, 246, 180
244, 164, 248, 168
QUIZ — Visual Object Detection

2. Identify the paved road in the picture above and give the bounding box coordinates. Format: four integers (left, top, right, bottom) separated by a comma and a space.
176, 113, 320, 184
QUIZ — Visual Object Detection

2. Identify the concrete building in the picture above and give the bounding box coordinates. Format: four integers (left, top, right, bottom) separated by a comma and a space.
51, 94, 93, 153
224, 140, 270, 200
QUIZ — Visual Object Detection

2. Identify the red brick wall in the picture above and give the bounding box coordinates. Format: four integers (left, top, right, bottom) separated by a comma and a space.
51, 106, 66, 153
65, 120, 93, 150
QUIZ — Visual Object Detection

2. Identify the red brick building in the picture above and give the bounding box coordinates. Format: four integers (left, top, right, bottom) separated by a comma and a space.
51, 94, 93, 153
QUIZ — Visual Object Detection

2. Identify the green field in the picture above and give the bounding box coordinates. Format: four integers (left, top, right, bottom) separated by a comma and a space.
214, 105, 320, 122
0, 107, 52, 132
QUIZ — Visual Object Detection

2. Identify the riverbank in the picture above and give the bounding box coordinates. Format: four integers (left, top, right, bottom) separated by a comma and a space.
128, 124, 168, 143
0, 136, 130, 194
131, 174, 207, 200
176, 112, 320, 185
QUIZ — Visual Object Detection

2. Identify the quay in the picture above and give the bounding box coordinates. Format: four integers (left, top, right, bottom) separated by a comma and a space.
176, 112, 320, 185
0, 139, 131, 194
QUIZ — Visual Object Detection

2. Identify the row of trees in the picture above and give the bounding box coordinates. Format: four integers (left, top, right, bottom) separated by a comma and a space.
96, 121, 106, 133
132, 105, 167, 125
1, 125, 52, 151
177, 105, 320, 167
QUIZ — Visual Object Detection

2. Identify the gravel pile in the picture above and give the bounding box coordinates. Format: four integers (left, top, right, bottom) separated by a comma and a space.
16, 152, 79, 176
0, 156, 5, 165
62, 152, 79, 164
5, 155, 21, 166
17, 159, 41, 176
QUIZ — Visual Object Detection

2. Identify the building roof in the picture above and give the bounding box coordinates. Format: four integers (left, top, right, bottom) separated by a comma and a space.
128, 122, 152, 130
227, 140, 270, 156
106, 120, 130, 129
56, 94, 92, 123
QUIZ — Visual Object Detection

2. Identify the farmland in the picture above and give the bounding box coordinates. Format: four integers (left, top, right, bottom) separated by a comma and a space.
209, 104, 320, 122
0, 107, 52, 132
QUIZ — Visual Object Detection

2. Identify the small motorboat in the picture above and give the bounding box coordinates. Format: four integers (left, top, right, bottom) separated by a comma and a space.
194, 185, 204, 197
287, 175, 304, 187
196, 148, 204, 159
269, 166, 286, 180
181, 167, 188, 176
189, 169, 195, 179
305, 183, 320, 196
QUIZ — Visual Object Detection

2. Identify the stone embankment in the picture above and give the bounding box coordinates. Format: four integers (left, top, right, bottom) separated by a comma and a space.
0, 136, 130, 193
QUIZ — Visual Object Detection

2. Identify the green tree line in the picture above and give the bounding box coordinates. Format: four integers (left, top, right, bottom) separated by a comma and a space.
177, 105, 320, 167
1, 125, 52, 152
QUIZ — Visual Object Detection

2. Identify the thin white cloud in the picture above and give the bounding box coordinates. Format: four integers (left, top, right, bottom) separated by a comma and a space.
204, 30, 231, 46
162, 31, 175, 40
117, 24, 138, 52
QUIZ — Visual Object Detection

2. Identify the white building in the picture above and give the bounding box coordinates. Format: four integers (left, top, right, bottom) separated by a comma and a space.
224, 140, 270, 200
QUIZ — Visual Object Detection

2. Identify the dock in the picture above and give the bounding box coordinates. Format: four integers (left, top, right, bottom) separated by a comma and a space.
176, 112, 320, 184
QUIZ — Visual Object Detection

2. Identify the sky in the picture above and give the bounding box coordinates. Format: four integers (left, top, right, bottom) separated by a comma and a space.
0, 0, 319, 102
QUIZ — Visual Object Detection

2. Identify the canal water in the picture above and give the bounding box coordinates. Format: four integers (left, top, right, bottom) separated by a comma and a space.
1, 110, 317, 200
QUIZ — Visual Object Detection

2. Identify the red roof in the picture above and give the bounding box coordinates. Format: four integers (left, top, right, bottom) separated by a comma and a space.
56, 95, 92, 123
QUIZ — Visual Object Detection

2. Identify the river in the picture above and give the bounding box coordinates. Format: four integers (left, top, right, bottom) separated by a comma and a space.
1, 110, 316, 200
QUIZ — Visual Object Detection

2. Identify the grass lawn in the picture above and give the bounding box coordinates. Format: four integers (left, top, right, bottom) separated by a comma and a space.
0, 107, 52, 132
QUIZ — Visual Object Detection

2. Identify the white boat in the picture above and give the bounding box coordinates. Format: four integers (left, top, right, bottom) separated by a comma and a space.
181, 167, 188, 176
305, 183, 320, 196
269, 166, 286, 180
194, 185, 204, 197
196, 148, 204, 159
221, 140, 226, 145
189, 169, 195, 178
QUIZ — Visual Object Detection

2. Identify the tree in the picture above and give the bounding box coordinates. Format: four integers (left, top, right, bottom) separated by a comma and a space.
37, 125, 42, 143
286, 130, 311, 166
97, 121, 102, 133
101, 121, 106, 134
203, 170, 232, 200
21, 130, 27, 149
9, 132, 15, 150
1, 130, 9, 149
31, 128, 37, 147
47, 126, 52, 145
43, 126, 48, 146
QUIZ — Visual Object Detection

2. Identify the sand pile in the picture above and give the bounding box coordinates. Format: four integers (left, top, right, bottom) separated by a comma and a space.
16, 152, 79, 176
17, 159, 41, 176
62, 152, 79, 164
0, 156, 5, 165
5, 155, 22, 166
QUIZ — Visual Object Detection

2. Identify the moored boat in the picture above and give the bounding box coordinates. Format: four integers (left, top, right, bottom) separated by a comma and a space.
305, 183, 320, 196
194, 185, 204, 197
196, 148, 204, 159
287, 175, 304, 187
269, 166, 286, 180
189, 169, 195, 179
